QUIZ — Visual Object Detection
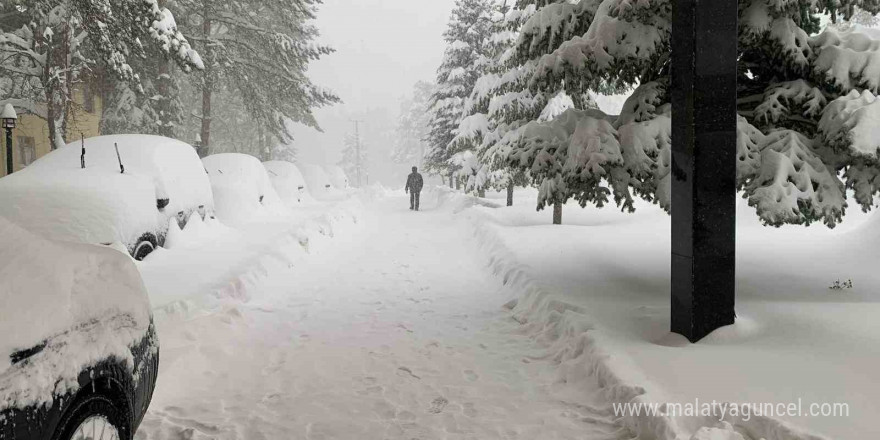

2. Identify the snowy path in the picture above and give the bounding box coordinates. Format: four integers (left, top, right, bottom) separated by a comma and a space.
136, 193, 629, 440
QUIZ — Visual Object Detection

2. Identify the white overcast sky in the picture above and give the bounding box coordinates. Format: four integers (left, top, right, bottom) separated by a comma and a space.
291, 0, 457, 176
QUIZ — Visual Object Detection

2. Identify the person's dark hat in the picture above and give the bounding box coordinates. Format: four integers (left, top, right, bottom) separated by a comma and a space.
412, 166, 418, 172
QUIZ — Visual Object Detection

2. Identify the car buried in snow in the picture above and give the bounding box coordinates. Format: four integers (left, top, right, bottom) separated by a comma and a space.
263, 160, 316, 206
203, 153, 289, 226
0, 135, 214, 260
299, 163, 346, 201
0, 216, 158, 440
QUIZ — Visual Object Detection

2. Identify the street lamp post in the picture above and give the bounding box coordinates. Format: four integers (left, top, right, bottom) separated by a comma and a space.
1, 104, 17, 176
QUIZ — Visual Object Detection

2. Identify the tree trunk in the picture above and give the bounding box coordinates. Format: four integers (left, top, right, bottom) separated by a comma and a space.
506, 182, 514, 206
477, 188, 486, 198
198, 9, 213, 158
455, 179, 461, 191
61, 23, 71, 145
45, 57, 58, 151
157, 0, 173, 138
553, 201, 562, 225
448, 176, 453, 188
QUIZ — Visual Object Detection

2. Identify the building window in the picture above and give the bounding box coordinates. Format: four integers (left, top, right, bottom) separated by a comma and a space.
18, 136, 36, 166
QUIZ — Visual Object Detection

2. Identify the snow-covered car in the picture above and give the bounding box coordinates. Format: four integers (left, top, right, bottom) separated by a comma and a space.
263, 160, 315, 206
299, 163, 345, 201
0, 135, 214, 260
203, 154, 288, 225
0, 217, 158, 440
324, 165, 350, 190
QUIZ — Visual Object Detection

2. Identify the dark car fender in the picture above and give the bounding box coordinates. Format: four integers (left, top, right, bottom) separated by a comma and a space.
0, 321, 158, 440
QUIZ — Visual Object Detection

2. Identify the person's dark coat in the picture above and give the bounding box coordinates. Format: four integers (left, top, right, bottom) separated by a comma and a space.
405, 172, 424, 193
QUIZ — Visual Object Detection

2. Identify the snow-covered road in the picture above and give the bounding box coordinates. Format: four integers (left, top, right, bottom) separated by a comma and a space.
136, 193, 628, 440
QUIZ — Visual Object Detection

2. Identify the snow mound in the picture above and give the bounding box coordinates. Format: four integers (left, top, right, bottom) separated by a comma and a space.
264, 161, 316, 206
203, 154, 288, 226
0, 217, 151, 409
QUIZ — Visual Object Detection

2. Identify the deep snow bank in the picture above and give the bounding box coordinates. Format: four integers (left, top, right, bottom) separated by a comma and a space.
144, 196, 364, 321
430, 187, 680, 440
430, 186, 870, 440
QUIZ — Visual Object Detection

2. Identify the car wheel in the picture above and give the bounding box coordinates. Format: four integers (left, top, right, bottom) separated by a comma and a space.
54, 394, 130, 440
132, 235, 157, 261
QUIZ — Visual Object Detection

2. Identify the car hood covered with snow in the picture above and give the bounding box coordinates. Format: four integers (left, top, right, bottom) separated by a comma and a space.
0, 217, 152, 407
0, 167, 160, 247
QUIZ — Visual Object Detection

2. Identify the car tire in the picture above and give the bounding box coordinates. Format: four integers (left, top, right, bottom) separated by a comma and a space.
53, 393, 131, 440
132, 240, 155, 261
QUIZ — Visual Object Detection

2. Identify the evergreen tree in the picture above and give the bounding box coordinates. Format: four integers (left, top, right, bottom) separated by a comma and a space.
340, 133, 368, 188
0, 0, 201, 148
478, 0, 603, 223
508, 0, 880, 228
100, 44, 186, 138
426, 0, 496, 182
393, 81, 434, 169
171, 0, 339, 156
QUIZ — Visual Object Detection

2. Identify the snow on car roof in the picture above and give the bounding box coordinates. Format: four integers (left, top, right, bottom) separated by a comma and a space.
31, 135, 214, 216
0, 216, 151, 385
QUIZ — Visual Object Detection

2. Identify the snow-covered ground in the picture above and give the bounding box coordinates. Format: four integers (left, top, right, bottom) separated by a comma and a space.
133, 190, 633, 440
121, 184, 876, 440
464, 187, 880, 440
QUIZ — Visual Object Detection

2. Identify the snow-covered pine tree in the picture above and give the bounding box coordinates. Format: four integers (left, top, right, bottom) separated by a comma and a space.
830, 7, 879, 29
512, 0, 880, 228
272, 142, 298, 164
340, 133, 368, 188
101, 44, 186, 138
393, 81, 434, 170
0, 0, 201, 149
447, 0, 517, 199
491, 0, 604, 224
171, 0, 339, 157
426, 0, 496, 184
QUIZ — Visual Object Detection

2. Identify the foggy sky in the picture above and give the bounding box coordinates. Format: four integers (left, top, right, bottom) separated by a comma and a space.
290, 0, 457, 184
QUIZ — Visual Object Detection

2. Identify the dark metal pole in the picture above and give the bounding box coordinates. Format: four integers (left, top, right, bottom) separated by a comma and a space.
4, 128, 11, 175
670, 0, 738, 342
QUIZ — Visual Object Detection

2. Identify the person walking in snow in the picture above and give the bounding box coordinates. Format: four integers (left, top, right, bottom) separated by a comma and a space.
405, 166, 424, 211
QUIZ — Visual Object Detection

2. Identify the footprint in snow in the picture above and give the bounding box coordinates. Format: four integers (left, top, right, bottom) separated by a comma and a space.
428, 397, 449, 414
397, 366, 421, 379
